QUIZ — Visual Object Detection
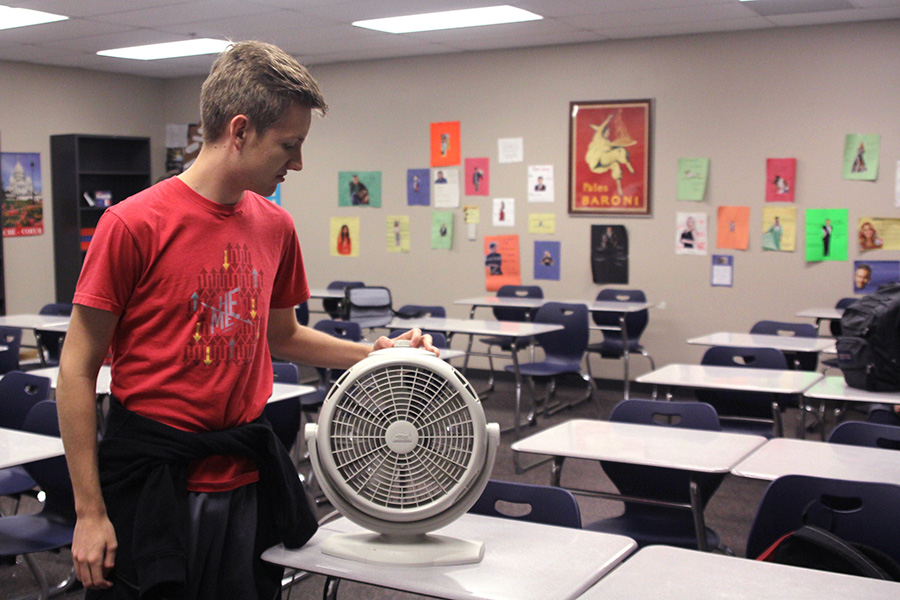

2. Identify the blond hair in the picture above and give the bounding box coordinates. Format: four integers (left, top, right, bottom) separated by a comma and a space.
200, 41, 327, 142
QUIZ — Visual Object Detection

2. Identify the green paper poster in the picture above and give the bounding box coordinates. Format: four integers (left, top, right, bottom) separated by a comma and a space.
842, 134, 880, 181
431, 211, 453, 249
677, 157, 709, 201
338, 171, 382, 207
805, 208, 848, 262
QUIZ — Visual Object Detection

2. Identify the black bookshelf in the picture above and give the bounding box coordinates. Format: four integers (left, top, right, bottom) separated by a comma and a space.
50, 134, 151, 303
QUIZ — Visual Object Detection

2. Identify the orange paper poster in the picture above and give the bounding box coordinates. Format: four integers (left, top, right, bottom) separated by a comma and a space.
483, 234, 520, 291
716, 206, 750, 250
430, 121, 461, 167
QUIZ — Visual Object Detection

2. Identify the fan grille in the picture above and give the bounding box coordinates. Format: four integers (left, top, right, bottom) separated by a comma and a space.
328, 364, 476, 509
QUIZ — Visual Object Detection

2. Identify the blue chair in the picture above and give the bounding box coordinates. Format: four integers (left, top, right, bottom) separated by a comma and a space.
0, 326, 23, 374
33, 303, 73, 368
584, 399, 725, 551
0, 372, 53, 512
0, 400, 77, 600
746, 475, 900, 564
323, 280, 364, 319
479, 285, 543, 394
827, 421, 900, 450
505, 302, 595, 432
585, 289, 655, 400
265, 362, 303, 452
697, 346, 790, 438
469, 479, 582, 528
295, 301, 310, 327
389, 304, 448, 339
750, 320, 819, 371
867, 405, 900, 427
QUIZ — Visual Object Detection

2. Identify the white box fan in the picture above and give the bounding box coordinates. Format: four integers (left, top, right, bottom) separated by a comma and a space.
306, 341, 500, 566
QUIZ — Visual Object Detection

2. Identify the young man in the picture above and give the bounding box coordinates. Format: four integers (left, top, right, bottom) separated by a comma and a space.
57, 41, 433, 600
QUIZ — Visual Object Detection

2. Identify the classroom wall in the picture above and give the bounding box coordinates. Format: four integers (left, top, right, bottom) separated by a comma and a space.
4, 20, 899, 377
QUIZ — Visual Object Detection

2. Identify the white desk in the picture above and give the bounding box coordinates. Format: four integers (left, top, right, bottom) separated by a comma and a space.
262, 513, 636, 600
804, 376, 900, 406
511, 419, 766, 551
636, 363, 824, 395
687, 331, 835, 353
0, 314, 70, 330
386, 317, 564, 441
796, 306, 846, 334
269, 382, 317, 404
0, 427, 65, 469
732, 437, 900, 484
580, 545, 900, 600
308, 288, 344, 300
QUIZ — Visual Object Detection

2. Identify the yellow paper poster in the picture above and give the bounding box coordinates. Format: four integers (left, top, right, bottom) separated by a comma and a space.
463, 205, 480, 224
529, 213, 556, 234
857, 217, 900, 251
762, 205, 796, 252
386, 215, 410, 253
330, 217, 359, 257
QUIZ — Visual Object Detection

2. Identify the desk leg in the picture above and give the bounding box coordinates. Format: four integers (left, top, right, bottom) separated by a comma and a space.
689, 477, 709, 552
551, 456, 566, 487
619, 313, 631, 401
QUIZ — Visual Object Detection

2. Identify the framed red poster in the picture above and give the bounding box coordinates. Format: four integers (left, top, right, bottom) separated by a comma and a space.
568, 99, 652, 216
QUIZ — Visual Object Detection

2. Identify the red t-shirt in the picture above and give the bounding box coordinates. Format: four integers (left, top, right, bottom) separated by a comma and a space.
74, 177, 310, 491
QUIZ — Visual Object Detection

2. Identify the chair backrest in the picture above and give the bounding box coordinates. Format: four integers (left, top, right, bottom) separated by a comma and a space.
295, 301, 310, 326
314, 319, 362, 342
609, 398, 721, 431
272, 361, 301, 384
697, 346, 789, 426
389, 329, 449, 349
323, 280, 364, 319
0, 326, 22, 374
746, 475, 900, 563
21, 401, 76, 521
830, 297, 859, 337
593, 288, 649, 341
493, 285, 543, 322
605, 399, 724, 506
533, 302, 589, 362
345, 286, 394, 329
395, 304, 446, 319
0, 371, 51, 429
827, 421, 900, 450
469, 479, 581, 528
38, 303, 73, 316
750, 320, 818, 370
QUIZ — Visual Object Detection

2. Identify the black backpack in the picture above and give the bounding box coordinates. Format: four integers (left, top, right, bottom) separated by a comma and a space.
757, 524, 900, 581
836, 283, 900, 392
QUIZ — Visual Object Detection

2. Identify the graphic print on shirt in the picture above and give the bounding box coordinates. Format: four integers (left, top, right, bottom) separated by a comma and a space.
183, 243, 263, 366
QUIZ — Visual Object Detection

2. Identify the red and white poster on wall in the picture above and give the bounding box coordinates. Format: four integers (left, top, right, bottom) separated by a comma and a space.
2, 151, 44, 237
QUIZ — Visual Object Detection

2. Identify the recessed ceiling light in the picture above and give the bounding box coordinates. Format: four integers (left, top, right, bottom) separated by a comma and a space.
97, 38, 232, 61
353, 5, 542, 34
0, 5, 67, 31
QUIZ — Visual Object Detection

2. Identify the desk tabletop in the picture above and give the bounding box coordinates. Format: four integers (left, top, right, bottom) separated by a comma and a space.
687, 331, 835, 353
0, 427, 65, 469
796, 307, 845, 320
269, 382, 317, 404
308, 288, 344, 299
511, 419, 766, 473
580, 545, 900, 599
0, 314, 70, 330
27, 365, 112, 395
386, 317, 563, 337
454, 296, 654, 313
731, 437, 900, 484
804, 376, 900, 405
263, 513, 636, 600
636, 363, 823, 395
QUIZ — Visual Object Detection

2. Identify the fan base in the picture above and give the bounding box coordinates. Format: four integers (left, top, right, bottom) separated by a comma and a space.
321, 532, 485, 566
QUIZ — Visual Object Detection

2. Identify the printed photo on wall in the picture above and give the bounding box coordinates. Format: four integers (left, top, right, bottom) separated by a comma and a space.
676, 157, 709, 202
857, 217, 900, 251
465, 157, 489, 196
528, 165, 554, 202
483, 234, 521, 291
591, 224, 628, 284
716, 206, 750, 251
843, 134, 880, 181
330, 217, 360, 258
338, 171, 381, 207
386, 215, 410, 253
766, 158, 796, 203
1, 151, 44, 237
431, 121, 461, 167
853, 260, 899, 294
675, 212, 708, 255
432, 168, 460, 208
805, 208, 848, 262
762, 205, 796, 252
534, 241, 561, 281
431, 211, 453, 250
493, 197, 515, 227
407, 168, 431, 206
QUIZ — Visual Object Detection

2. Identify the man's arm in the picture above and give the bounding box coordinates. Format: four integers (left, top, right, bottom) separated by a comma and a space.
266, 307, 436, 369
56, 304, 119, 590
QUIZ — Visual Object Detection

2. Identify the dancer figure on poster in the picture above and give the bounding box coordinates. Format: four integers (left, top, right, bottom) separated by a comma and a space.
765, 216, 783, 250
679, 216, 696, 250
472, 166, 484, 192
822, 218, 833, 256
485, 242, 503, 275
852, 142, 867, 173
773, 175, 790, 194
349, 174, 369, 205
585, 111, 636, 196
337, 224, 352, 255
